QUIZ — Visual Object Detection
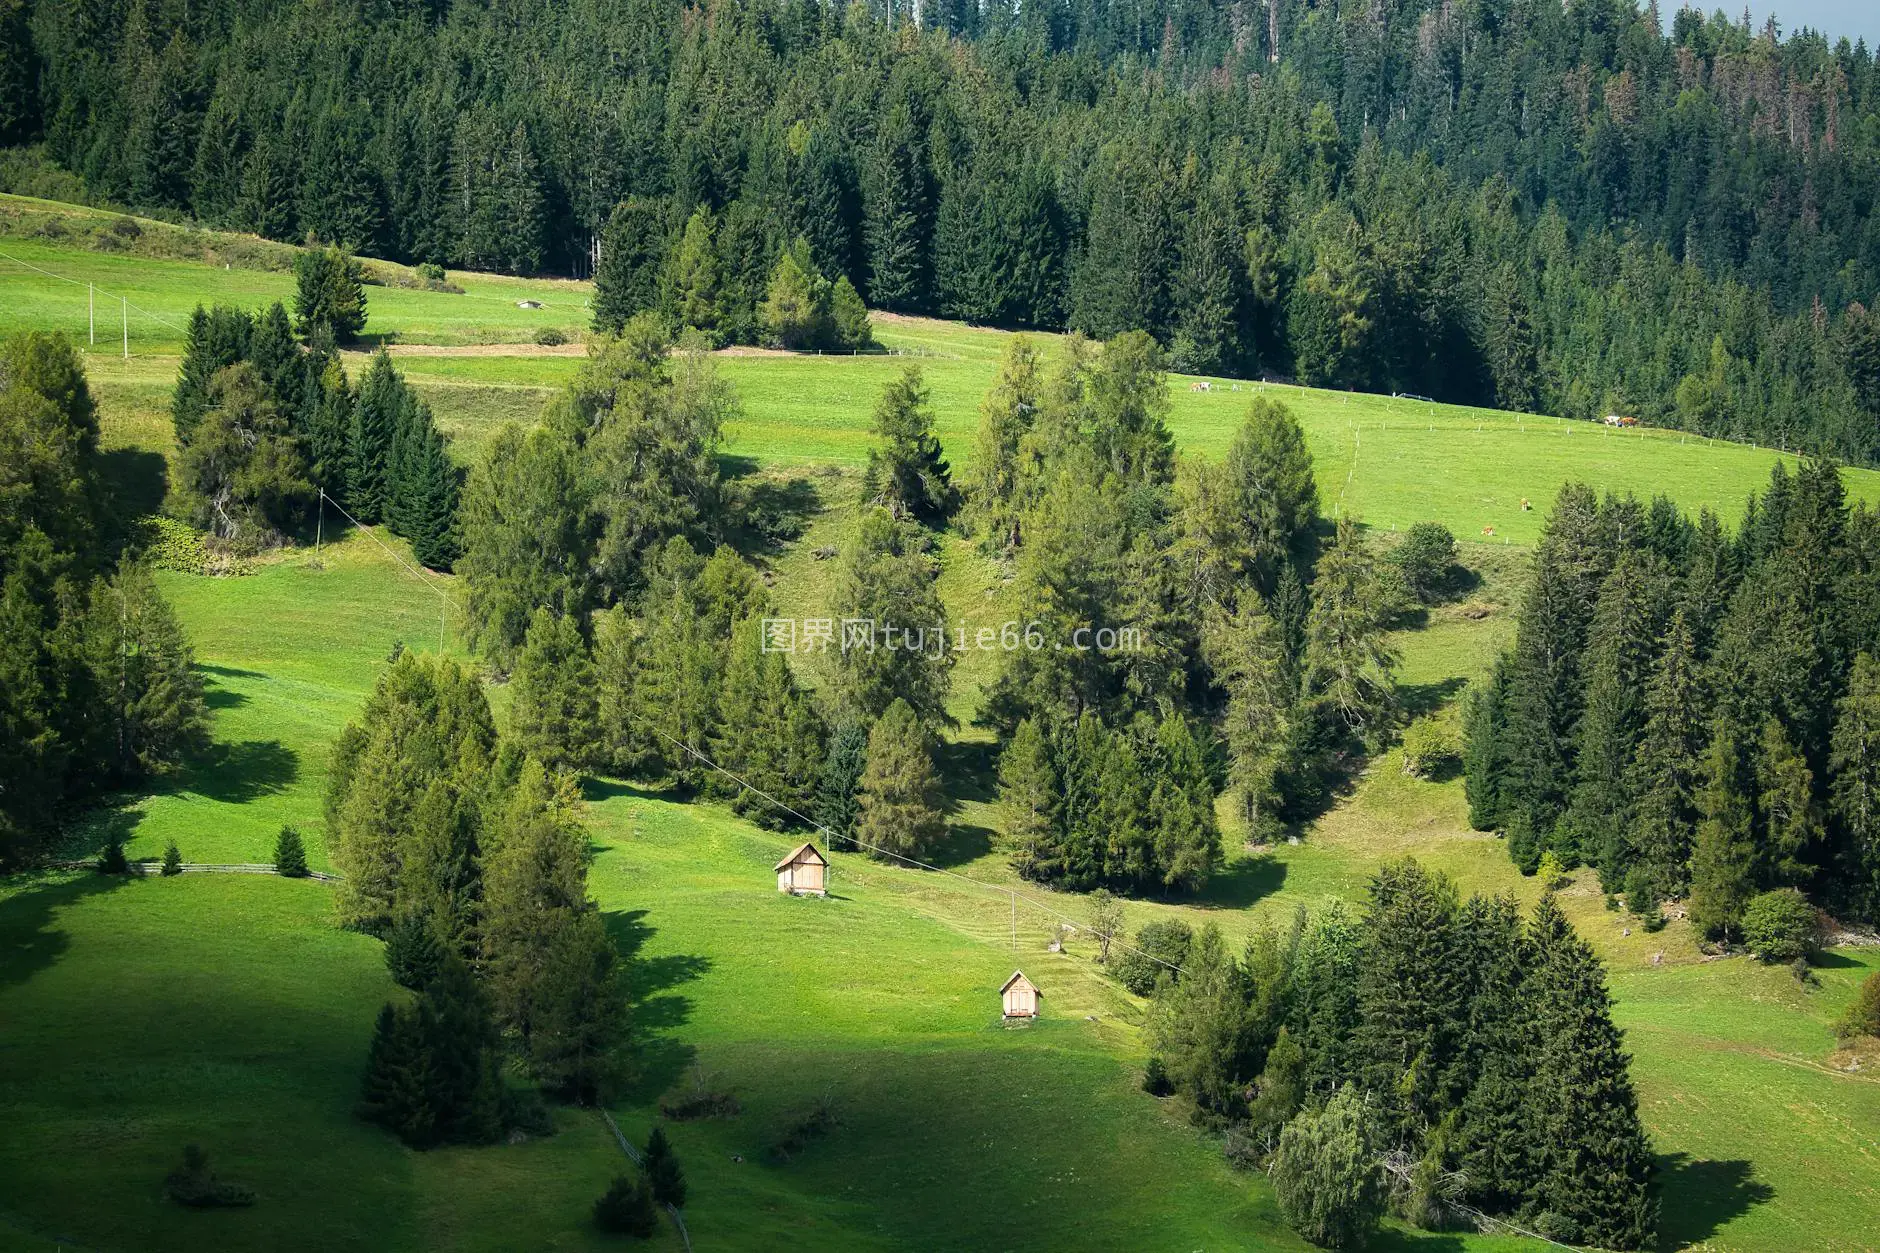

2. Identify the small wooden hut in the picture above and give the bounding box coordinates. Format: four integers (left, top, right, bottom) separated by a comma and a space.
774, 842, 828, 896
1000, 971, 1039, 1019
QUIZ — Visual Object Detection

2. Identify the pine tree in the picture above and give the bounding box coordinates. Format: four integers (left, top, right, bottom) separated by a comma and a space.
274, 824, 308, 877
998, 717, 1058, 879
1557, 550, 1671, 871
529, 909, 630, 1103
508, 607, 597, 772
402, 414, 461, 570
863, 97, 929, 311
1304, 516, 1399, 749
1147, 924, 1257, 1121
161, 839, 182, 875
1831, 653, 1880, 917
593, 1173, 659, 1236
172, 306, 253, 446
593, 197, 667, 334
357, 1002, 436, 1146
479, 760, 590, 1045
853, 698, 946, 862
1288, 900, 1361, 1098
293, 246, 367, 344
814, 721, 869, 851
1355, 859, 1465, 1140
833, 509, 953, 725
711, 616, 825, 828
385, 913, 446, 991
1757, 717, 1824, 888
1523, 895, 1658, 1249
962, 336, 1043, 550
1205, 599, 1294, 838
1619, 608, 1705, 893
866, 365, 956, 523
760, 240, 832, 350
1221, 398, 1319, 593
1463, 658, 1513, 832
668, 206, 721, 341
1689, 724, 1760, 942
348, 350, 402, 525
84, 559, 208, 781
643, 1126, 686, 1209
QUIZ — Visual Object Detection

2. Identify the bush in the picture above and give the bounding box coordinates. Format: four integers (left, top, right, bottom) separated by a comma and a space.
1399, 718, 1459, 780
1112, 919, 1194, 996
1221, 1122, 1263, 1170
592, 1173, 658, 1237
161, 840, 183, 876
1535, 849, 1569, 890
273, 825, 308, 877
770, 1094, 840, 1163
1836, 972, 1880, 1039
164, 1145, 254, 1208
1141, 1055, 1174, 1097
533, 326, 568, 347
96, 839, 129, 875
416, 262, 448, 288
1741, 888, 1821, 964
1271, 1089, 1385, 1250
1391, 522, 1459, 602
139, 515, 211, 574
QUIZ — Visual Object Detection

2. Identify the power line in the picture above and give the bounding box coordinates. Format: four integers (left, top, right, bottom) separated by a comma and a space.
0, 246, 193, 336
625, 713, 1190, 980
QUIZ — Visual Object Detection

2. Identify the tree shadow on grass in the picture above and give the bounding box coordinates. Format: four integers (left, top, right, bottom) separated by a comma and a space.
180, 739, 299, 803
935, 738, 998, 805
0, 871, 128, 990
1399, 676, 1468, 719
1186, 852, 1287, 911
605, 909, 710, 1104
1655, 1154, 1773, 1249
929, 822, 993, 867
582, 776, 677, 807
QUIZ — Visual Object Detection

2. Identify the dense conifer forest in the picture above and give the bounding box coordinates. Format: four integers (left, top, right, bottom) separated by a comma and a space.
8, 0, 1880, 460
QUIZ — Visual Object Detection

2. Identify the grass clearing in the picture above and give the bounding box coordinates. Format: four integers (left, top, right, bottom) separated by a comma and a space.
7, 221, 1880, 1250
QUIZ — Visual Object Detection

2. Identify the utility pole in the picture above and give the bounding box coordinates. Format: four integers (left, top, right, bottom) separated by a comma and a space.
88, 284, 94, 345
1010, 891, 1017, 952
121, 297, 128, 360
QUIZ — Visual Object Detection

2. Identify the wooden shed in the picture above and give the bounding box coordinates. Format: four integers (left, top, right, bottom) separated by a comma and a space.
774, 842, 828, 896
1000, 971, 1039, 1019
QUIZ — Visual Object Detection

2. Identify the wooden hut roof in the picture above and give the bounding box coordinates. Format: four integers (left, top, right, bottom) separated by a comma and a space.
1000, 970, 1037, 995
774, 841, 827, 872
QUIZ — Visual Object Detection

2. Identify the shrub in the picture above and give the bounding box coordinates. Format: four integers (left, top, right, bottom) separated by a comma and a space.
1535, 849, 1569, 890
1835, 972, 1880, 1039
164, 1145, 254, 1208
273, 825, 308, 877
1741, 888, 1821, 964
592, 1173, 658, 1237
1222, 1122, 1263, 1170
96, 839, 129, 875
1399, 718, 1460, 780
770, 1093, 840, 1163
161, 840, 183, 876
1141, 1055, 1174, 1097
1391, 522, 1459, 602
139, 515, 211, 574
533, 326, 568, 347
1271, 1089, 1385, 1250
1112, 919, 1194, 996
416, 262, 447, 288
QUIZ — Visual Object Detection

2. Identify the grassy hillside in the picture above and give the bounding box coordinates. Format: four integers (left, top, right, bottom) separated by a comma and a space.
6, 207, 1880, 1252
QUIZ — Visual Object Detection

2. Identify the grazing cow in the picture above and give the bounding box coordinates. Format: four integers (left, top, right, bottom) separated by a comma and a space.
1189, 380, 1211, 392
1482, 525, 1495, 537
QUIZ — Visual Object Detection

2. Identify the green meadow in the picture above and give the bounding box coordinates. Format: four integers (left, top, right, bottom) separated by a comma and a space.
4, 214, 1880, 1252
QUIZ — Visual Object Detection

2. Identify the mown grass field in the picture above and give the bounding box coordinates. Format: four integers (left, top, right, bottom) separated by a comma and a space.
5, 211, 1880, 1251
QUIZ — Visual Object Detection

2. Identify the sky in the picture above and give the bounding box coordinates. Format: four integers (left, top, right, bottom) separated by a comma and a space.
1671, 1, 1880, 45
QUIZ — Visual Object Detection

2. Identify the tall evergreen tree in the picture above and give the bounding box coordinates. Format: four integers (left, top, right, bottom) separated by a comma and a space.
508, 607, 597, 772
865, 365, 956, 524
853, 698, 946, 862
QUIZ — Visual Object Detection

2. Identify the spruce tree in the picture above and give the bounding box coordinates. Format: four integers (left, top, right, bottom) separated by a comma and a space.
1205, 598, 1294, 838
1757, 718, 1824, 889
83, 559, 208, 781
833, 509, 953, 725
1355, 858, 1465, 1140
402, 414, 461, 570
669, 207, 721, 341
479, 760, 590, 1045
172, 305, 253, 446
1304, 516, 1399, 749
711, 616, 825, 828
863, 97, 929, 311
529, 908, 630, 1104
814, 721, 869, 851
1831, 653, 1880, 917
760, 240, 832, 350
1288, 900, 1361, 1099
1619, 607, 1705, 893
1557, 550, 1671, 870
853, 698, 946, 862
508, 607, 597, 772
593, 1173, 659, 1236
385, 913, 446, 991
962, 335, 1043, 551
348, 350, 402, 525
593, 197, 667, 335
1222, 397, 1319, 593
999, 717, 1058, 880
866, 365, 956, 524
293, 246, 367, 344
274, 824, 308, 877
1522, 895, 1658, 1250
643, 1126, 686, 1209
829, 275, 873, 351
1147, 924, 1257, 1121
357, 1002, 436, 1147
161, 839, 182, 875
1463, 658, 1512, 832
1689, 720, 1758, 943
